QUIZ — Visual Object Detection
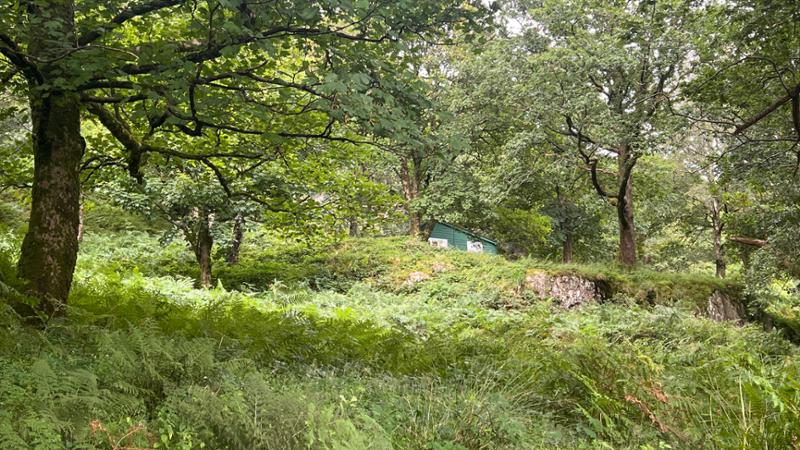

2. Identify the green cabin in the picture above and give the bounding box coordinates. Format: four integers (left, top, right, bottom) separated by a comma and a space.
427, 222, 498, 255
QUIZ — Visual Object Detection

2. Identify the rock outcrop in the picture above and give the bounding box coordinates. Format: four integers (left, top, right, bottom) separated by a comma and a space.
705, 290, 745, 323
523, 272, 747, 323
525, 272, 605, 308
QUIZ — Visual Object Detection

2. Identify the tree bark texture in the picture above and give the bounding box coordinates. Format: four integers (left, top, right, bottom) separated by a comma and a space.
617, 147, 637, 267
184, 208, 214, 288
562, 233, 574, 264
193, 215, 213, 288
348, 218, 360, 237
226, 213, 244, 265
399, 158, 423, 237
17, 0, 83, 316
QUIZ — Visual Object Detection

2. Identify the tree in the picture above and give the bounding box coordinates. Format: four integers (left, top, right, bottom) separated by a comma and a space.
675, 131, 732, 278
687, 0, 800, 282
690, 0, 799, 145
386, 123, 478, 238
225, 213, 245, 265
396, 38, 521, 241
510, 0, 693, 267
102, 161, 233, 287
377, 56, 480, 238
103, 130, 399, 286
0, 0, 490, 315
484, 128, 602, 262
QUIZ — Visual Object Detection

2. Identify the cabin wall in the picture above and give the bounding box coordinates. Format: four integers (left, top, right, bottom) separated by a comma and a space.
429, 223, 498, 254
430, 223, 457, 248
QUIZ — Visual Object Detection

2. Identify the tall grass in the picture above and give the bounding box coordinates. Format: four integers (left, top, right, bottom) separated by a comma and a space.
0, 229, 797, 449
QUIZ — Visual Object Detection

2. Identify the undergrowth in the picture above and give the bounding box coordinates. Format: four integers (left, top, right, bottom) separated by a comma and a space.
0, 228, 798, 449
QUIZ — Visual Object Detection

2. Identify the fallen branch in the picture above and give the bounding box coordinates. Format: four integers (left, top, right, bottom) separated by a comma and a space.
728, 236, 768, 247
729, 236, 800, 277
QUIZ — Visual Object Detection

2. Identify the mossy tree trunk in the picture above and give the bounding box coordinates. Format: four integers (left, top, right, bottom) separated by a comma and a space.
348, 218, 360, 237
17, 0, 83, 316
18, 93, 83, 316
195, 231, 213, 289
616, 146, 637, 268
182, 207, 214, 288
408, 212, 422, 237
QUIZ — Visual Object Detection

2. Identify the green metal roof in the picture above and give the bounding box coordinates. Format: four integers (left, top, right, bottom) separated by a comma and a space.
434, 222, 497, 245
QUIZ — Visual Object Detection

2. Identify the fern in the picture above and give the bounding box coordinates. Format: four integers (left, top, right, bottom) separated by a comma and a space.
0, 231, 799, 449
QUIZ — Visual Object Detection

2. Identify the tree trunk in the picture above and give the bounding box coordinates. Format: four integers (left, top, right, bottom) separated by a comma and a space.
562, 232, 574, 263
556, 188, 574, 264
77, 199, 85, 242
617, 150, 637, 268
618, 198, 636, 267
18, 92, 83, 316
16, 0, 82, 317
348, 218, 360, 237
399, 158, 423, 237
714, 241, 726, 278
194, 218, 213, 288
226, 213, 244, 265
409, 213, 422, 237
711, 198, 726, 278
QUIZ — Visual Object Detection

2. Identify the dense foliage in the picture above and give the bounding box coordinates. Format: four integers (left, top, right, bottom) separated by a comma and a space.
1, 219, 800, 449
2, 0, 800, 448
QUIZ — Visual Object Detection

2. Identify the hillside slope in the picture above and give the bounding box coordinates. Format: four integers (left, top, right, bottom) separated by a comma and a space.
0, 232, 798, 449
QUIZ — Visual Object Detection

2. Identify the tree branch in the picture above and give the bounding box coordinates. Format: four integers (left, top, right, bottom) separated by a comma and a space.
201, 158, 232, 197
118, 23, 397, 76
0, 33, 42, 84
728, 236, 768, 247
734, 83, 800, 135
87, 103, 146, 182
563, 115, 616, 199
78, 0, 187, 46
88, 103, 271, 166
81, 93, 147, 104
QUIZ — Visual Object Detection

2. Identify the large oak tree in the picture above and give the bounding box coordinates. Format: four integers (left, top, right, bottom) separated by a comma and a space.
513, 0, 694, 266
0, 0, 489, 315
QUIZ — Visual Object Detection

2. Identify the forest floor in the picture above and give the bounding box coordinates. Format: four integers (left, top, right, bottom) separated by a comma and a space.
0, 207, 799, 449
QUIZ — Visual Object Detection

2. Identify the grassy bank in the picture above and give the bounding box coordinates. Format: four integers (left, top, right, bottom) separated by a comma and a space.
0, 230, 798, 449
